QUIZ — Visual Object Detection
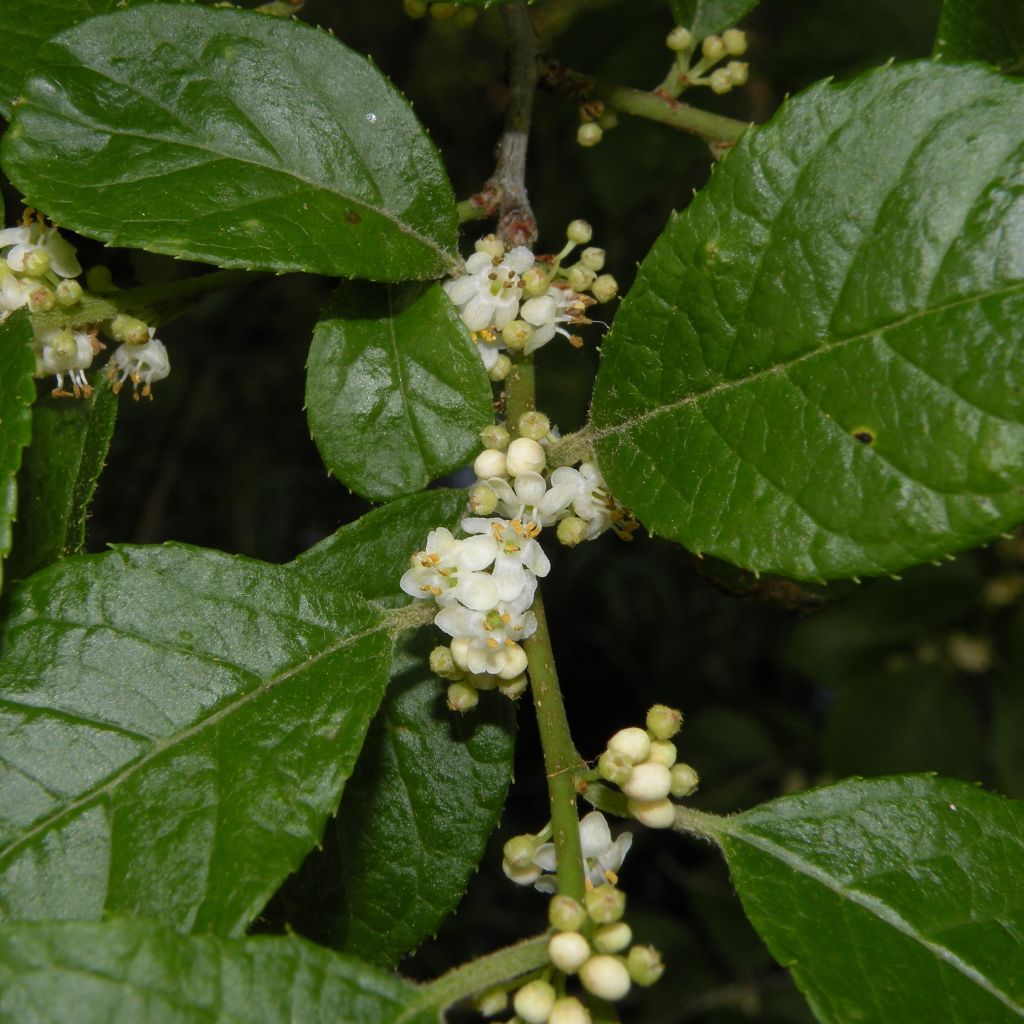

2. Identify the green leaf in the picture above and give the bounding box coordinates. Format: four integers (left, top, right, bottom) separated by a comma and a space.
1, 5, 458, 280
307, 283, 491, 502
0, 918, 434, 1024
592, 62, 1024, 582
666, 0, 759, 36
703, 776, 1024, 1022
0, 311, 37, 592
0, 544, 392, 934
935, 0, 1024, 73
6, 380, 117, 582
289, 489, 514, 966
0, 0, 178, 120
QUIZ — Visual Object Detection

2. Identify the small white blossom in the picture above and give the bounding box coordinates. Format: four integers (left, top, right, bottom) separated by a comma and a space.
461, 516, 550, 602
107, 330, 171, 399
33, 326, 99, 397
528, 812, 633, 894
0, 223, 81, 279
400, 527, 499, 611
479, 469, 579, 528
444, 246, 534, 333
520, 285, 577, 353
571, 461, 614, 539
0, 270, 31, 318
437, 586, 537, 677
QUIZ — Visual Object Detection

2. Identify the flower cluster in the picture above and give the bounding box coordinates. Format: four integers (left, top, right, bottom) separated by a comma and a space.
442, 223, 617, 382
667, 25, 749, 95
0, 212, 170, 399
598, 705, 699, 828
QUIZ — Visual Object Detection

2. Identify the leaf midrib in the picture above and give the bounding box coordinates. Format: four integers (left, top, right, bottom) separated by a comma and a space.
722, 825, 1023, 1015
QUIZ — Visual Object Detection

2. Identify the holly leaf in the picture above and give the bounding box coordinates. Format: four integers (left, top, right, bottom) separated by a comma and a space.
307, 282, 491, 502
934, 0, 1024, 73
0, 544, 393, 935
6, 380, 117, 583
592, 62, 1024, 581
287, 490, 515, 967
0, 918, 434, 1024
666, 0, 759, 36
1, 5, 458, 280
0, 311, 38, 593
696, 776, 1024, 1022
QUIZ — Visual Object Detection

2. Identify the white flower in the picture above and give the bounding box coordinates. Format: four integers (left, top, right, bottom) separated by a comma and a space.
572, 462, 614, 539
33, 326, 98, 397
0, 270, 31, 317
444, 245, 535, 333
530, 812, 633, 894
461, 516, 550, 602
520, 285, 575, 353
107, 330, 170, 399
400, 527, 499, 611
0, 223, 81, 278
476, 470, 579, 528
436, 585, 537, 677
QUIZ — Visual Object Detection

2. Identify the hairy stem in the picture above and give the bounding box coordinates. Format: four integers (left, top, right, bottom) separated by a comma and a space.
540, 57, 749, 145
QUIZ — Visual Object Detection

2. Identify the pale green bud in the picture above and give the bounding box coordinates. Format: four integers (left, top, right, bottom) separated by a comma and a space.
447, 682, 478, 712
566, 219, 593, 245
480, 423, 511, 450
627, 797, 675, 829
503, 834, 537, 869
666, 25, 693, 51
593, 921, 632, 954
27, 283, 56, 313
501, 318, 533, 352
55, 279, 83, 307
498, 673, 528, 700
567, 264, 596, 292
514, 979, 557, 1024
467, 671, 499, 691
584, 883, 626, 924
548, 931, 591, 974
22, 249, 51, 277
670, 762, 700, 798
549, 996, 591, 1024
722, 28, 747, 55
591, 274, 618, 303
85, 265, 113, 292
577, 122, 603, 147
429, 645, 463, 681
469, 483, 499, 517
726, 60, 749, 85
110, 314, 151, 346
702, 34, 726, 61
579, 954, 632, 1002
627, 944, 665, 986
403, 0, 428, 17
709, 68, 733, 94
608, 726, 650, 764
557, 516, 589, 548
506, 436, 546, 476
622, 762, 672, 802
521, 265, 550, 296
580, 247, 606, 272
48, 329, 77, 362
647, 739, 678, 768
646, 704, 683, 740
517, 410, 551, 441
474, 234, 505, 259
474, 987, 509, 1017
598, 748, 633, 787
488, 353, 513, 381
549, 894, 588, 932
473, 448, 507, 479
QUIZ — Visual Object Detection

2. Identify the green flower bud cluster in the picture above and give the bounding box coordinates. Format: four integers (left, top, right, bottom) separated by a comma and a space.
430, 645, 528, 711
665, 24, 750, 95
598, 705, 699, 828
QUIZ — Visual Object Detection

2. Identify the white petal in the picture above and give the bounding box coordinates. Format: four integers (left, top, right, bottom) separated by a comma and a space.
492, 551, 527, 602
579, 812, 613, 859
491, 295, 520, 328
521, 295, 557, 326
460, 516, 493, 536
454, 572, 499, 611
434, 605, 478, 639
0, 227, 30, 249
398, 568, 429, 600
426, 527, 457, 555
513, 472, 547, 505
43, 229, 82, 278
5, 244, 32, 272
465, 251, 493, 274
523, 541, 550, 579
532, 876, 558, 895
487, 478, 517, 504
446, 276, 479, 306
503, 860, 543, 886
460, 533, 498, 570
532, 843, 557, 872
504, 246, 535, 273
599, 833, 633, 875
461, 294, 495, 332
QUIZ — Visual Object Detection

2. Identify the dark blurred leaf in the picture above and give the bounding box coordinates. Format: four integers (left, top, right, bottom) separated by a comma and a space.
7, 381, 116, 581
666, 0, 759, 36
307, 283, 490, 502
934, 0, 1024, 72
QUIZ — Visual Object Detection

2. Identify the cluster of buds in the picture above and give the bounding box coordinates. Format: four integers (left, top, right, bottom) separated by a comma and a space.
667, 25, 749, 95
441, 224, 617, 382
0, 211, 170, 399
598, 705, 699, 828
402, 0, 477, 25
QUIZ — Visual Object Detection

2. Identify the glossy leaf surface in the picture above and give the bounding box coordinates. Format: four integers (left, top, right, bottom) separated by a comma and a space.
0, 544, 391, 934
2, 6, 458, 280
710, 776, 1024, 1022
0, 312, 37, 591
7, 381, 117, 582
934, 0, 1024, 72
0, 918, 433, 1024
292, 489, 514, 966
307, 283, 490, 501
593, 62, 1024, 581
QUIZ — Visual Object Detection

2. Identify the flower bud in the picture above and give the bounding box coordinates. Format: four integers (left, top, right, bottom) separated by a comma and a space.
447, 682, 478, 712
597, 748, 634, 787
646, 739, 677, 768
474, 234, 506, 259
709, 68, 733, 94
403, 0, 428, 16
502, 858, 542, 886
557, 516, 589, 548
514, 979, 557, 1024
591, 274, 618, 303
505, 436, 546, 476
627, 944, 665, 986
701, 34, 726, 61
430, 2, 456, 19
475, 987, 509, 1017
474, 448, 508, 480
549, 997, 591, 1024
646, 704, 683, 740
27, 283, 56, 313
580, 247, 606, 272
670, 762, 700, 798
469, 483, 499, 517
622, 762, 672, 802
498, 673, 528, 700
584, 883, 626, 925
722, 28, 747, 54
488, 353, 513, 381
548, 931, 591, 974
666, 25, 693, 51
577, 122, 603, 147
521, 265, 550, 296
593, 921, 632, 953
501, 319, 533, 352
607, 726, 650, 764
498, 643, 528, 679
567, 219, 593, 245
627, 797, 676, 829
549, 894, 588, 932
518, 410, 551, 441
429, 645, 463, 681
579, 955, 632, 1002
567, 265, 596, 292
110, 314, 151, 346
469, 671, 499, 691
480, 423, 510, 450
450, 637, 471, 671
47, 329, 77, 363
22, 249, 51, 276
504, 834, 537, 869
726, 60, 749, 85
55, 279, 83, 307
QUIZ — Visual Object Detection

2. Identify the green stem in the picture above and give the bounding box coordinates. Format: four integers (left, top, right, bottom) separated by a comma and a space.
458, 197, 494, 224
407, 933, 550, 1019
504, 355, 536, 434
525, 587, 587, 900
544, 425, 595, 468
